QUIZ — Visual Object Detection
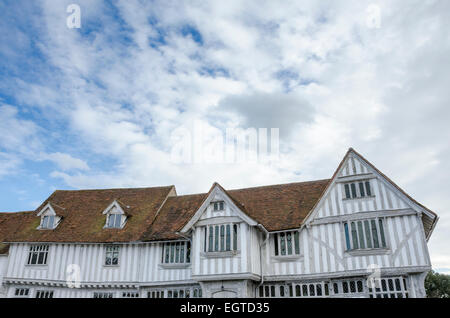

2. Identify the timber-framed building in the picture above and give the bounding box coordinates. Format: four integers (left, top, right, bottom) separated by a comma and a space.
0, 148, 438, 298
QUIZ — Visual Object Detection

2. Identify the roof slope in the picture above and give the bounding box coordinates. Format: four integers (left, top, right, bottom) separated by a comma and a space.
0, 211, 35, 253
0, 148, 439, 243
227, 179, 331, 231
141, 193, 207, 241
4, 187, 174, 243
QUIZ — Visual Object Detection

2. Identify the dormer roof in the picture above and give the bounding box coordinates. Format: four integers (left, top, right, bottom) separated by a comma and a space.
37, 202, 64, 217
102, 199, 130, 216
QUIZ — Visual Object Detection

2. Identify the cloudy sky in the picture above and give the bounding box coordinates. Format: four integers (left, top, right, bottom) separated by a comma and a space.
0, 0, 449, 271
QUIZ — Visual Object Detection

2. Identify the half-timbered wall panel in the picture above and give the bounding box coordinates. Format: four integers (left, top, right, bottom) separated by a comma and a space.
5, 243, 193, 284
315, 156, 410, 219
191, 191, 260, 277
139, 243, 192, 283
262, 213, 430, 277
192, 223, 253, 276
6, 243, 141, 283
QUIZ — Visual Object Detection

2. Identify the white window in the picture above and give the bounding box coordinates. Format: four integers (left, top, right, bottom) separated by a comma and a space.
258, 282, 330, 298
147, 290, 165, 298
105, 246, 120, 266
122, 292, 139, 298
344, 181, 373, 199
213, 201, 224, 211
40, 215, 55, 229
273, 231, 300, 256
204, 224, 238, 252
162, 241, 190, 264
192, 287, 202, 298
332, 279, 365, 295
147, 286, 202, 298
344, 218, 387, 251
167, 287, 202, 298
258, 277, 408, 298
292, 282, 330, 298
106, 213, 123, 228
27, 245, 49, 265
14, 288, 30, 298
35, 290, 54, 298
368, 277, 409, 298
93, 292, 114, 298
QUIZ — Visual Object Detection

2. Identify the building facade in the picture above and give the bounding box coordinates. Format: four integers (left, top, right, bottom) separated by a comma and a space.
0, 149, 438, 298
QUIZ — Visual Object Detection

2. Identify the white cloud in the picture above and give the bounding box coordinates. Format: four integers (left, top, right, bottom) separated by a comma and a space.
0, 152, 22, 177
43, 152, 89, 171
0, 104, 40, 153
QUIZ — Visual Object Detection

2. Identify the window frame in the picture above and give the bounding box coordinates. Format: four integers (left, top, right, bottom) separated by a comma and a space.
104, 245, 120, 266
147, 286, 202, 298
122, 291, 140, 298
368, 276, 409, 298
105, 213, 124, 229
273, 230, 301, 258
14, 288, 30, 298
93, 292, 114, 298
212, 201, 225, 212
161, 241, 191, 265
35, 290, 54, 298
257, 276, 408, 298
40, 215, 55, 229
343, 180, 374, 200
166, 286, 202, 298
27, 244, 49, 266
147, 290, 165, 298
343, 217, 388, 252
203, 223, 239, 254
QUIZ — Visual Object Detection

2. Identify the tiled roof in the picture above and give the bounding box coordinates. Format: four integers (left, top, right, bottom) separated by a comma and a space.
0, 211, 35, 253
141, 193, 207, 241
0, 148, 438, 243
0, 180, 330, 243
2, 186, 174, 243
227, 179, 331, 231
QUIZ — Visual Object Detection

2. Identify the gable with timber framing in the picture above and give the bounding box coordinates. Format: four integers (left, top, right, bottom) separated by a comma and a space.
180, 183, 258, 233
303, 148, 438, 240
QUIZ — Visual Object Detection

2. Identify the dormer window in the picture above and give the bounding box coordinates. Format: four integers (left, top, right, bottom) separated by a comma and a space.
37, 203, 61, 230
102, 200, 127, 229
213, 201, 224, 211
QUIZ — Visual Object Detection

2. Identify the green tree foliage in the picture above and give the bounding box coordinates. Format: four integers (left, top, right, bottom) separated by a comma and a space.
425, 270, 450, 298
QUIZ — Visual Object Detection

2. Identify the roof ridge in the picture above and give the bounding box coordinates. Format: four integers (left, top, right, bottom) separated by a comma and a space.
167, 193, 207, 199
0, 211, 35, 215
54, 185, 175, 192
227, 178, 331, 192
